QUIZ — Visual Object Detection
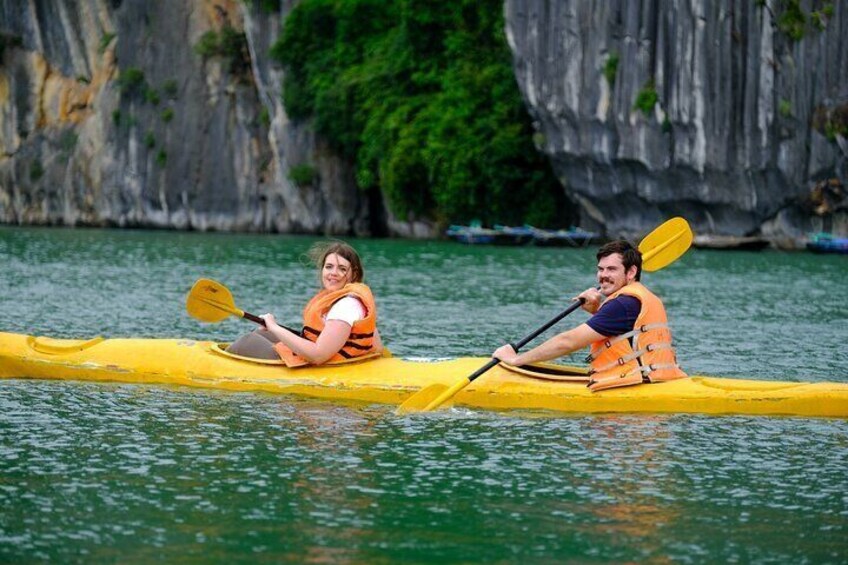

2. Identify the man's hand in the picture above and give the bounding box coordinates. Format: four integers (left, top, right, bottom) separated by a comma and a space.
577, 288, 605, 314
492, 343, 520, 365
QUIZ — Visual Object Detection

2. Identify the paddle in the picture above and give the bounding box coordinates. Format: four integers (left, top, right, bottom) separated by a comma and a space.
186, 278, 265, 326
396, 216, 693, 414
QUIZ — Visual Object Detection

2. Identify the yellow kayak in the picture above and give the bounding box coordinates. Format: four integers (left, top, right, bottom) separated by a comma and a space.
1, 331, 847, 418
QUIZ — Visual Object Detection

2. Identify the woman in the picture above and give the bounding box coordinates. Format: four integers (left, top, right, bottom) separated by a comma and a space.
227, 241, 382, 366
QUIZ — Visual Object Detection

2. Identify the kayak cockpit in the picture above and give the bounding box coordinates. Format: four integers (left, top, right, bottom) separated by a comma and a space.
208, 342, 388, 366
500, 361, 590, 382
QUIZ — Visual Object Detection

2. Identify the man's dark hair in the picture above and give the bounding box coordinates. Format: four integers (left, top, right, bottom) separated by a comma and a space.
596, 240, 642, 281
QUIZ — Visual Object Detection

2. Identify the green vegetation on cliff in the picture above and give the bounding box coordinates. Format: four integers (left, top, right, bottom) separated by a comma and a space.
271, 0, 569, 227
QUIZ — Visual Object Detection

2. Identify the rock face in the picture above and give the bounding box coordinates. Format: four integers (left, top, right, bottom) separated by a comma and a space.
0, 0, 383, 234
2, 0, 846, 240
505, 0, 847, 240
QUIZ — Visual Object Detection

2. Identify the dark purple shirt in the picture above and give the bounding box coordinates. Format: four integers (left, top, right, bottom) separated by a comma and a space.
586, 295, 641, 337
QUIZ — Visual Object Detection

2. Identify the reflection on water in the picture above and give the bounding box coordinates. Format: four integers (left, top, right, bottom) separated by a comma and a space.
2, 380, 848, 562
1, 227, 848, 562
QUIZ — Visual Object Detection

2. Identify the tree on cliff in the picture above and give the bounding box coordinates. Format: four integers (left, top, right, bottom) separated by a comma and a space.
271, 0, 572, 228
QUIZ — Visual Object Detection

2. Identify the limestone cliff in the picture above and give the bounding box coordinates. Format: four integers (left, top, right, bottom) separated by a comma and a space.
505, 0, 847, 241
2, 0, 846, 241
0, 0, 381, 234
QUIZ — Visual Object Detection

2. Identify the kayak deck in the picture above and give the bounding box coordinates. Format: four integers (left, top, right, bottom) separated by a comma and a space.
1, 332, 847, 418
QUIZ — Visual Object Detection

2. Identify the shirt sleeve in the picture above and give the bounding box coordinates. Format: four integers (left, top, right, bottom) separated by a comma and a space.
325, 296, 366, 327
586, 295, 641, 337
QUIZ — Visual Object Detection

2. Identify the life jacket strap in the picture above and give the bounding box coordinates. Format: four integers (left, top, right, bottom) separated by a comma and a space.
303, 326, 372, 342
584, 323, 669, 362
639, 363, 680, 375
349, 331, 374, 339
342, 341, 372, 351
588, 343, 674, 374
587, 362, 681, 388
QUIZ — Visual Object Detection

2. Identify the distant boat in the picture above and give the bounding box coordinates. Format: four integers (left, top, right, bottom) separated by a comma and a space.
445, 224, 532, 245
806, 233, 848, 254
529, 226, 601, 248
693, 235, 771, 251
446, 224, 598, 247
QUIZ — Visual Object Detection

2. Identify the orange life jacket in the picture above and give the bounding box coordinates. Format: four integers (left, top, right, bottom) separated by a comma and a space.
586, 282, 687, 392
274, 283, 379, 367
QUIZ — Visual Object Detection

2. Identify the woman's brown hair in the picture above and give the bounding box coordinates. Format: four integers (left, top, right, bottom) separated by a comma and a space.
307, 241, 364, 285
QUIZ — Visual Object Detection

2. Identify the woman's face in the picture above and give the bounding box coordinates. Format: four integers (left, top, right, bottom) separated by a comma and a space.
321, 253, 353, 292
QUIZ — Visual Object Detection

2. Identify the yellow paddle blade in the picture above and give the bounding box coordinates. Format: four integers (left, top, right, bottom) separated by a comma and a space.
397, 376, 472, 414
396, 384, 449, 415
639, 217, 693, 272
186, 278, 245, 323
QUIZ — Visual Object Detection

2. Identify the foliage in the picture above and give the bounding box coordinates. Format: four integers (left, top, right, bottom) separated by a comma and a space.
241, 0, 281, 12
29, 160, 44, 182
144, 131, 156, 149
194, 31, 220, 57
99, 32, 116, 54
59, 130, 78, 153
261, 0, 281, 12
144, 87, 160, 106
812, 103, 848, 142
777, 0, 807, 40
270, 0, 568, 227
156, 149, 167, 167
634, 81, 658, 116
112, 110, 121, 126
163, 79, 179, 99
603, 53, 619, 87
764, 0, 834, 40
117, 67, 147, 96
810, 3, 834, 31
161, 108, 174, 123
779, 98, 792, 118
194, 26, 250, 74
288, 164, 317, 187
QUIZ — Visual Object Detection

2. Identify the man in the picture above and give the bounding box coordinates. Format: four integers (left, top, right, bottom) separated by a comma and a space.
492, 240, 686, 391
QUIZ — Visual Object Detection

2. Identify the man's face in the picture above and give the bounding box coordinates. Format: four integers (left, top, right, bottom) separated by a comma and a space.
596, 253, 637, 295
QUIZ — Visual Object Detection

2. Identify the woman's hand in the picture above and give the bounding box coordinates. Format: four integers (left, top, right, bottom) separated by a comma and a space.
260, 313, 280, 330
492, 343, 520, 365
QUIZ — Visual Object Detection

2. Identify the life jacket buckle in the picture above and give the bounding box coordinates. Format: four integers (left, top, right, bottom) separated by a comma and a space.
646, 343, 655, 352
617, 357, 626, 366
604, 339, 612, 348
640, 324, 649, 332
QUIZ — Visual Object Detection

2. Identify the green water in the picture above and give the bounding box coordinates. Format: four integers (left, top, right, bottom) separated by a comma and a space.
1, 226, 847, 562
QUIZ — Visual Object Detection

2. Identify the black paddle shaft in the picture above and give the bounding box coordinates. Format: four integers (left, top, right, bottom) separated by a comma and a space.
468, 298, 585, 383
243, 311, 266, 326
244, 311, 305, 334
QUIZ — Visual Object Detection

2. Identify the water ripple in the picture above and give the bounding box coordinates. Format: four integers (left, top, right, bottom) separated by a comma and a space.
2, 229, 848, 562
